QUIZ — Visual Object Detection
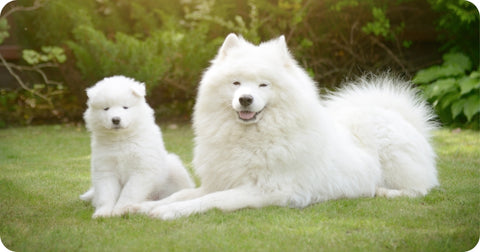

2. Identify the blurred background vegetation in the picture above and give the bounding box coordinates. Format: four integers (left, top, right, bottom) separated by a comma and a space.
0, 0, 478, 128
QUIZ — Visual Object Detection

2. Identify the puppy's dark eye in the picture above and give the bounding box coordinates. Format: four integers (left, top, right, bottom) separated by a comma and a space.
123, 106, 129, 109
233, 81, 241, 86
103, 107, 109, 111
259, 83, 268, 87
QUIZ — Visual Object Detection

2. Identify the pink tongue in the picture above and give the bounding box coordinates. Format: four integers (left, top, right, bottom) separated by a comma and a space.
239, 111, 256, 120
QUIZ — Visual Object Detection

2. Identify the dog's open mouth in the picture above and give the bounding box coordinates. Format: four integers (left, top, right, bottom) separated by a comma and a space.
237, 109, 263, 122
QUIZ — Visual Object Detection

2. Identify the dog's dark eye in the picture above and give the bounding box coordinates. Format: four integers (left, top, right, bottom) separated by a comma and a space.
103, 107, 109, 111
259, 83, 268, 87
123, 106, 129, 109
233, 81, 241, 86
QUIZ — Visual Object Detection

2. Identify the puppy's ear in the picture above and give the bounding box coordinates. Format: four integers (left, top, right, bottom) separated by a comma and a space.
132, 83, 146, 97
277, 35, 288, 52
86, 86, 97, 99
218, 33, 240, 59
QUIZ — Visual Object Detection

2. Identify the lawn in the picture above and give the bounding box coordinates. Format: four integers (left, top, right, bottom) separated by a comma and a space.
0, 125, 478, 251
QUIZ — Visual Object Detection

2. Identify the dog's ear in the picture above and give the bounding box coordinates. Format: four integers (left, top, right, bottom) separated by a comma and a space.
277, 35, 288, 53
218, 33, 240, 59
274, 35, 295, 67
85, 85, 99, 107
276, 35, 291, 58
86, 86, 97, 99
131, 83, 146, 97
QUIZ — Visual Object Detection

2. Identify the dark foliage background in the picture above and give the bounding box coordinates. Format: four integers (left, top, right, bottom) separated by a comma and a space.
0, 0, 478, 128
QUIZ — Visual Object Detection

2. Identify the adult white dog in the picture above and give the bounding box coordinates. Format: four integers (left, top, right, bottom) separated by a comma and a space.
135, 34, 438, 220
81, 76, 194, 218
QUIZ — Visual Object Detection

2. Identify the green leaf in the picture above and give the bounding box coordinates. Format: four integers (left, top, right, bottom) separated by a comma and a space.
55, 54, 67, 63
439, 92, 461, 109
459, 76, 480, 95
470, 70, 480, 79
414, 66, 440, 84
0, 18, 10, 45
362, 7, 391, 38
40, 55, 50, 62
300, 38, 313, 49
41, 46, 53, 54
50, 47, 66, 63
443, 52, 472, 72
451, 99, 467, 118
413, 65, 464, 84
33, 84, 45, 89
402, 40, 412, 48
22, 50, 40, 65
414, 53, 472, 85
424, 78, 457, 98
463, 94, 480, 121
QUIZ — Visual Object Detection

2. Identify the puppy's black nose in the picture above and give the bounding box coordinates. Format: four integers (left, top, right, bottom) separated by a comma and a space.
239, 95, 253, 106
112, 117, 121, 125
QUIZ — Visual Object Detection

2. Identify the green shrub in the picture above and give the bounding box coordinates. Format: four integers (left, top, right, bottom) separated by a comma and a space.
67, 25, 168, 87
66, 14, 219, 118
413, 52, 480, 129
428, 0, 479, 68
0, 11, 69, 127
8, 0, 479, 125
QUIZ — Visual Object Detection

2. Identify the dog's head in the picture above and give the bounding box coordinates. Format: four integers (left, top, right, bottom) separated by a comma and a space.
197, 34, 298, 125
196, 34, 320, 128
84, 76, 147, 132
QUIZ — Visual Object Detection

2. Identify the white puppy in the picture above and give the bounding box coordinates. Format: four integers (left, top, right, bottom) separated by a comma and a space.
134, 34, 438, 220
80, 76, 194, 218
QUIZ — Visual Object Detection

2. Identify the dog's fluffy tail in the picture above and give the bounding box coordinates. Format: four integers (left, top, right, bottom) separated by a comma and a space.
326, 75, 438, 138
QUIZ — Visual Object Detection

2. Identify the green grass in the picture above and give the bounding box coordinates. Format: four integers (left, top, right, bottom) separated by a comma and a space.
0, 125, 478, 251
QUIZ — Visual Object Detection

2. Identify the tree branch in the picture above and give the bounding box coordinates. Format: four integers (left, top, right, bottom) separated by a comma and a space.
0, 53, 53, 107
369, 36, 408, 74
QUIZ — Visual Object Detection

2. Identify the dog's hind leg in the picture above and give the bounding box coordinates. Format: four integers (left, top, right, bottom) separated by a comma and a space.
375, 187, 426, 198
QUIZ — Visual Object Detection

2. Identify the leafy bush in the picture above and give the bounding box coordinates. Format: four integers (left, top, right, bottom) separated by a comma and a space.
66, 14, 219, 118
7, 0, 479, 127
413, 53, 479, 129
67, 25, 167, 87
0, 9, 69, 127
428, 0, 479, 68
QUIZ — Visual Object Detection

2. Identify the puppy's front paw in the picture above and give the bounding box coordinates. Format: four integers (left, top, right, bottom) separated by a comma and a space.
92, 207, 113, 218
111, 207, 129, 217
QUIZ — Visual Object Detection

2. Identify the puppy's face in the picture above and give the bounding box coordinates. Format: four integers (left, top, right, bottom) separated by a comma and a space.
91, 103, 135, 130
84, 76, 146, 132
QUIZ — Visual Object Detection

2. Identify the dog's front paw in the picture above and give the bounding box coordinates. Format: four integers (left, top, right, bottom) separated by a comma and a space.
128, 201, 164, 214
148, 202, 195, 220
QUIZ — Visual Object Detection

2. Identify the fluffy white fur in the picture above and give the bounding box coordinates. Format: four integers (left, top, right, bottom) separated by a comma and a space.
134, 34, 438, 220
80, 75, 194, 218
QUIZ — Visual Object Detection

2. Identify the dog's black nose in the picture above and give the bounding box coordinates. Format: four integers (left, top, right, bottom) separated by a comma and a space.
239, 95, 253, 106
112, 117, 121, 125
